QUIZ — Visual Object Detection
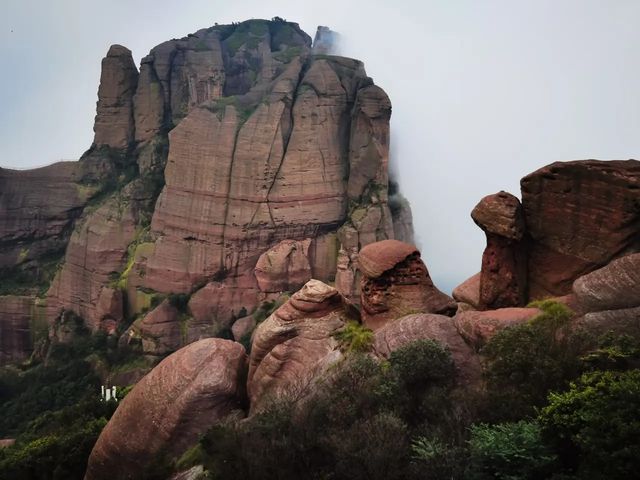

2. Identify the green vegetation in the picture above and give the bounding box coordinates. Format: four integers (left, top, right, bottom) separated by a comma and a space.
273, 46, 302, 64
0, 249, 65, 296
333, 321, 374, 353
539, 369, 640, 478
481, 300, 589, 420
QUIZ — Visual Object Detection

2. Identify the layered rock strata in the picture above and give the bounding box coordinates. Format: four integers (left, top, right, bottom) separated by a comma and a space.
471, 191, 526, 309
359, 239, 456, 330
247, 279, 348, 412
85, 339, 246, 480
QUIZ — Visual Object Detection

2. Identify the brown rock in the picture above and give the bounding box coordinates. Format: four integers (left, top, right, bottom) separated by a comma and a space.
472, 191, 527, 309
133, 299, 182, 355
93, 45, 138, 150
232, 315, 257, 341
255, 239, 312, 293
0, 439, 15, 449
359, 240, 456, 330
576, 307, 640, 337
521, 160, 640, 298
247, 280, 348, 412
46, 190, 138, 331
187, 281, 259, 340
133, 56, 165, 144
85, 339, 246, 480
452, 273, 481, 309
573, 253, 640, 313
374, 313, 481, 384
453, 307, 541, 350
0, 296, 45, 365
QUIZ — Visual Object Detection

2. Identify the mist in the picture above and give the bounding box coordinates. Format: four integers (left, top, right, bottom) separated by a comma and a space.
2, 0, 640, 292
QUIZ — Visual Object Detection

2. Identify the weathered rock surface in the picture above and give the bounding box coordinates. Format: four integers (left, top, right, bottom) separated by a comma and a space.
0, 296, 45, 365
576, 307, 640, 337
132, 299, 182, 355
255, 239, 312, 293
452, 273, 481, 309
521, 160, 640, 299
373, 313, 481, 384
247, 279, 348, 412
359, 240, 456, 330
472, 191, 527, 309
573, 253, 640, 313
93, 45, 138, 150
232, 314, 257, 341
453, 307, 540, 350
85, 339, 246, 480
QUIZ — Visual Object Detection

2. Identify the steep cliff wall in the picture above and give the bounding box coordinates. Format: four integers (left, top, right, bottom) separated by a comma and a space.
0, 19, 414, 363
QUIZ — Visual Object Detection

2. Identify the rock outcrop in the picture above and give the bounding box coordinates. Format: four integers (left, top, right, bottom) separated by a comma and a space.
359, 240, 456, 330
452, 272, 481, 309
85, 339, 246, 480
247, 279, 348, 412
1, 19, 410, 363
0, 296, 45, 364
453, 307, 541, 351
521, 160, 640, 299
373, 313, 481, 384
471, 191, 526, 309
93, 45, 139, 150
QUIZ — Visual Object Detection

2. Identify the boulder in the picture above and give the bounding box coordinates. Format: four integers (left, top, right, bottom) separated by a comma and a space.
247, 279, 348, 413
573, 253, 640, 313
452, 273, 481, 309
232, 315, 257, 341
254, 239, 312, 293
454, 307, 541, 350
134, 299, 182, 355
85, 339, 246, 480
521, 160, 640, 298
576, 307, 640, 337
373, 313, 481, 384
359, 240, 456, 330
471, 191, 527, 309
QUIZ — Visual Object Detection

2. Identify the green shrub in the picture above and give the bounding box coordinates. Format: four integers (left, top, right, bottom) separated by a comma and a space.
539, 369, 640, 478
481, 300, 588, 421
333, 321, 374, 353
467, 421, 557, 480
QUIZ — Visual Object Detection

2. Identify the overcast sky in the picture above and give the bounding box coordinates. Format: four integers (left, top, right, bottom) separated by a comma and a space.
2, 0, 640, 292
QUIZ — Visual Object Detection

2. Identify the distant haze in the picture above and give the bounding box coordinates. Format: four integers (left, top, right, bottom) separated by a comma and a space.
2, 0, 640, 292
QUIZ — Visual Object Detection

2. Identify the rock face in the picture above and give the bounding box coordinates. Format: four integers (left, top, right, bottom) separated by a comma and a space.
254, 239, 312, 293
0, 19, 413, 363
0, 296, 45, 364
573, 253, 640, 313
373, 313, 481, 384
471, 191, 526, 309
85, 339, 246, 480
133, 299, 182, 355
452, 272, 481, 309
521, 160, 640, 299
359, 240, 456, 330
247, 279, 348, 412
93, 45, 139, 150
453, 307, 540, 350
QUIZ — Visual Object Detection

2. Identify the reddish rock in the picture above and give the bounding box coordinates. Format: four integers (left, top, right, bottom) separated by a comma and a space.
254, 239, 312, 293
452, 273, 481, 309
373, 313, 481, 384
576, 307, 640, 337
573, 253, 640, 313
46, 190, 137, 331
187, 281, 259, 340
85, 339, 246, 480
0, 296, 45, 365
247, 280, 348, 413
359, 240, 456, 330
93, 45, 138, 150
133, 299, 182, 355
232, 315, 257, 341
453, 307, 541, 350
521, 160, 640, 299
472, 191, 527, 309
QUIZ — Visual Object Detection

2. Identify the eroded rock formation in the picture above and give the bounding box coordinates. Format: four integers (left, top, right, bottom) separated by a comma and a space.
521, 160, 640, 299
471, 191, 527, 309
247, 279, 349, 412
85, 339, 246, 480
359, 239, 456, 330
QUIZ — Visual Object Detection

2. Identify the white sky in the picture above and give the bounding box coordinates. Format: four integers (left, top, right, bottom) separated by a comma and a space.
2, 0, 640, 292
